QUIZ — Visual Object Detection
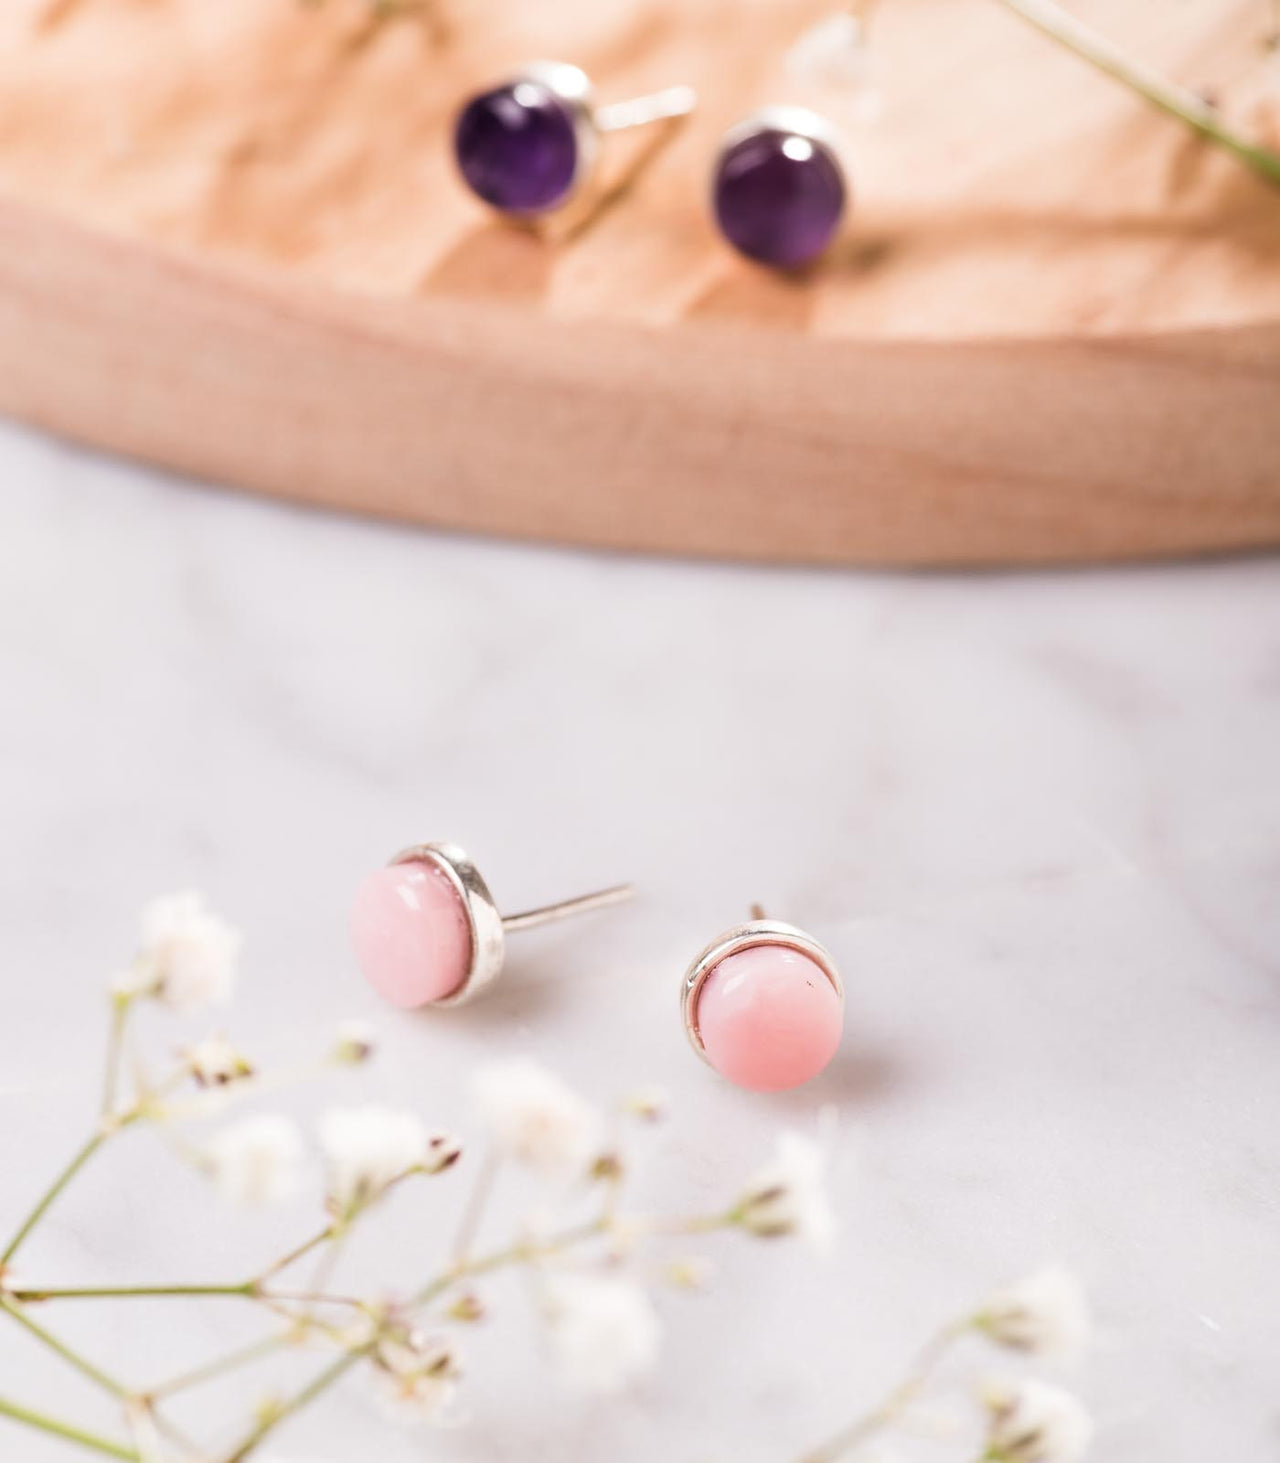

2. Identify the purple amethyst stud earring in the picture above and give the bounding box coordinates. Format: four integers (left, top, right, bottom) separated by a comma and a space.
454, 63, 696, 219
711, 107, 850, 269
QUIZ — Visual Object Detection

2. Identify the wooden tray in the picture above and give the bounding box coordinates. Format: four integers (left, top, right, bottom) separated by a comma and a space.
0, 0, 1277, 565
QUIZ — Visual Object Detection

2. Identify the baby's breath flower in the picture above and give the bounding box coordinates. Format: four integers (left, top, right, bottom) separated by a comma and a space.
319, 1105, 454, 1213
604, 1215, 646, 1261
423, 1131, 463, 1175
183, 1034, 254, 1088
114, 892, 240, 1011
786, 9, 872, 88
590, 1150, 625, 1184
373, 1331, 460, 1423
542, 1273, 661, 1394
204, 1115, 304, 1206
735, 1132, 835, 1251
446, 1290, 486, 1324
331, 1020, 376, 1066
471, 1059, 601, 1174
981, 1377, 1094, 1463
976, 1267, 1091, 1360
621, 1086, 668, 1122
664, 1257, 714, 1291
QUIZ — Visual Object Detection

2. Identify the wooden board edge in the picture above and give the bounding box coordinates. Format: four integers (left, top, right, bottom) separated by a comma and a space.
0, 191, 1276, 567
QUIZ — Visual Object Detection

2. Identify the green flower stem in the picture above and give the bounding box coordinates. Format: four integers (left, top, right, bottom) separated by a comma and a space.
0, 1393, 139, 1460
148, 1330, 299, 1400
12, 1282, 256, 1302
798, 1319, 970, 1463
257, 1223, 335, 1283
221, 1348, 366, 1463
0, 1296, 129, 1399
101, 995, 132, 1117
992, 0, 1280, 186
449, 1146, 500, 1267
257, 1287, 365, 1308
411, 1215, 609, 1309
223, 1216, 616, 1462
658, 1210, 739, 1235
1, 1130, 108, 1270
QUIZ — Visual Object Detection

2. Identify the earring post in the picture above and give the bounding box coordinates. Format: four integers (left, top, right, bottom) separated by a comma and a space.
501, 883, 635, 933
594, 85, 697, 134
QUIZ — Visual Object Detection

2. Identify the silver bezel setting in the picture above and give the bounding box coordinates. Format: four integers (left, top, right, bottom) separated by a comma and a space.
389, 841, 505, 1008
716, 105, 847, 171
514, 61, 600, 213
680, 919, 843, 1063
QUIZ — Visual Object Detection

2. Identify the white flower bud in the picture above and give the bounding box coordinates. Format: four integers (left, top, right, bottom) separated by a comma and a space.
331, 1020, 376, 1066
664, 1257, 714, 1291
471, 1059, 601, 1175
373, 1331, 461, 1423
318, 1105, 452, 1213
116, 892, 240, 1011
621, 1086, 668, 1123
981, 1377, 1094, 1463
977, 1267, 1092, 1359
542, 1273, 661, 1394
203, 1115, 304, 1206
422, 1131, 463, 1175
735, 1132, 836, 1252
183, 1035, 254, 1088
446, 1290, 486, 1324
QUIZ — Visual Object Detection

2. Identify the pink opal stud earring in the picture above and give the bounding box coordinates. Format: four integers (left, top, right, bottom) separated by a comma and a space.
353, 842, 632, 1009
681, 910, 843, 1092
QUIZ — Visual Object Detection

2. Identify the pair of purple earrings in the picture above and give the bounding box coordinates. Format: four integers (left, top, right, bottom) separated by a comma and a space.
351, 841, 846, 1094
452, 62, 849, 270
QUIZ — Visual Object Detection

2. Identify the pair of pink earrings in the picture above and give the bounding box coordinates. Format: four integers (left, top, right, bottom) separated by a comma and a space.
351, 842, 845, 1093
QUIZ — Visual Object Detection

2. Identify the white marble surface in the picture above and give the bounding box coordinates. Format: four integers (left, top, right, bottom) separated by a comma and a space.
1, 417, 1278, 1463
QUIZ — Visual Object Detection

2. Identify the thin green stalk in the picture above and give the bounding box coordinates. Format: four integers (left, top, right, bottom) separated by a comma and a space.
148, 1330, 297, 1400
0, 1393, 139, 1460
411, 1216, 609, 1309
449, 1146, 500, 1267
296, 1226, 348, 1329
221, 1349, 365, 1463
798, 1319, 970, 1463
221, 1217, 614, 1460
101, 996, 131, 1117
257, 1224, 335, 1283
256, 1287, 365, 1308
993, 0, 1280, 186
0, 1296, 129, 1399
13, 1281, 255, 1303
1, 1130, 107, 1269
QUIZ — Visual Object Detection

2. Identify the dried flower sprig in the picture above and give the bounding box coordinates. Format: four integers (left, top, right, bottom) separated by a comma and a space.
992, 0, 1280, 187
799, 1266, 1093, 1463
0, 893, 829, 1463
800, 1, 1280, 189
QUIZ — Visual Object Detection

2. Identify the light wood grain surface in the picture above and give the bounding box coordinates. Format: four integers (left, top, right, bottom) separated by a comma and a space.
0, 0, 1276, 564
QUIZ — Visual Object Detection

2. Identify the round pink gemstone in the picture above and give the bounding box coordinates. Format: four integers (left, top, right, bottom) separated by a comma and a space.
351, 861, 473, 1008
696, 943, 843, 1092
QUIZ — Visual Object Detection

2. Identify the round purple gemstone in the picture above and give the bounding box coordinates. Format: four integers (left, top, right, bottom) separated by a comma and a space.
454, 81, 581, 217
713, 129, 847, 268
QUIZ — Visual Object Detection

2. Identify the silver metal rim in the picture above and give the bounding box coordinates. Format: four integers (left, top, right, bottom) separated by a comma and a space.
680, 919, 843, 1063
516, 61, 600, 213
389, 842, 505, 1008
717, 105, 846, 166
